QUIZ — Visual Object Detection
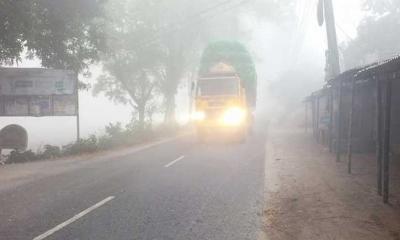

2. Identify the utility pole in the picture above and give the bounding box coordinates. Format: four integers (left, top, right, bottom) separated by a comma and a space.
318, 0, 341, 157
318, 0, 341, 78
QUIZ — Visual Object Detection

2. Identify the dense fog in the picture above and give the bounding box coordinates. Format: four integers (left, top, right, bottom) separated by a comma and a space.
1, 0, 389, 149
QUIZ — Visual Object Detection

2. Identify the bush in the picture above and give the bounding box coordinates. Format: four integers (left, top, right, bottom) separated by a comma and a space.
3, 120, 181, 164
97, 135, 114, 150
105, 122, 124, 138
102, 122, 129, 147
39, 145, 62, 159
7, 150, 37, 164
62, 135, 98, 155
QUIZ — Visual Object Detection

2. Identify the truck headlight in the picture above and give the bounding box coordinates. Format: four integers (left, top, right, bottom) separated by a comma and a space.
222, 107, 246, 126
192, 111, 205, 121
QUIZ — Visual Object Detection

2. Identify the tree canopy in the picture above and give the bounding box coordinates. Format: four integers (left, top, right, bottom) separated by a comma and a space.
0, 0, 106, 72
343, 0, 400, 68
0, 0, 293, 125
93, 0, 163, 127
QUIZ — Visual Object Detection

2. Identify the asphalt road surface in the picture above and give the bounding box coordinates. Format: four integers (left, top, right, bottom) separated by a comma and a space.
0, 134, 266, 240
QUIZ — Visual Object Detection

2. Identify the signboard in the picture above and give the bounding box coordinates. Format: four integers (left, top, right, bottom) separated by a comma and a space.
0, 68, 76, 96
0, 124, 28, 150
53, 95, 77, 116
3, 97, 29, 116
0, 68, 77, 117
30, 96, 52, 116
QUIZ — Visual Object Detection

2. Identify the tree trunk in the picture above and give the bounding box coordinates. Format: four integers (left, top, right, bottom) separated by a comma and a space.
163, 64, 179, 124
162, 38, 184, 125
138, 104, 146, 130
164, 92, 176, 124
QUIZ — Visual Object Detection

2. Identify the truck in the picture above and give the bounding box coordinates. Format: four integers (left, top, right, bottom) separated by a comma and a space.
192, 41, 257, 142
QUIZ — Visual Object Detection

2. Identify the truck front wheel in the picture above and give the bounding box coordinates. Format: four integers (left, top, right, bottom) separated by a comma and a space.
197, 129, 207, 143
234, 128, 246, 143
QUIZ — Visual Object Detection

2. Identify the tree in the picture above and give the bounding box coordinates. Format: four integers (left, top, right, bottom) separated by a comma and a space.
94, 0, 162, 128
151, 0, 212, 124
363, 0, 400, 15
154, 0, 295, 123
343, 0, 400, 68
0, 0, 106, 73
94, 65, 160, 128
151, 0, 254, 123
158, 27, 210, 123
95, 0, 294, 125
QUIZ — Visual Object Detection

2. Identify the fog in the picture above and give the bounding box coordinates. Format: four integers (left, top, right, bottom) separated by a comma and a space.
0, 0, 364, 149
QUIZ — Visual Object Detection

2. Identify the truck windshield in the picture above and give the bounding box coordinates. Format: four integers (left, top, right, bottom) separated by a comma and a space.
197, 77, 239, 96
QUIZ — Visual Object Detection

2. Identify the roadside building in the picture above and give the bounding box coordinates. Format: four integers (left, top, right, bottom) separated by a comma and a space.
306, 55, 400, 203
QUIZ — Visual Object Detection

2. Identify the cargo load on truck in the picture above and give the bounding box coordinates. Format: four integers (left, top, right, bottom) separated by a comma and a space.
199, 41, 257, 108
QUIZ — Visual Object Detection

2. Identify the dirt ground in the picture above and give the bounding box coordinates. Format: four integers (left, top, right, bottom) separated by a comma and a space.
263, 128, 400, 240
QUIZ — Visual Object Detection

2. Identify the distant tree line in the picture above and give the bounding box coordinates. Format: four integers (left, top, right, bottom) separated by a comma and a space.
0, 0, 292, 128
343, 0, 400, 68
0, 0, 106, 72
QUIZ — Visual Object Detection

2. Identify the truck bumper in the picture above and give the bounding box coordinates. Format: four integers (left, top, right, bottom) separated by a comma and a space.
196, 125, 247, 142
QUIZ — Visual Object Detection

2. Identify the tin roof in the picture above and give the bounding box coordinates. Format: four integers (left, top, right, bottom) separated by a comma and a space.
356, 55, 400, 79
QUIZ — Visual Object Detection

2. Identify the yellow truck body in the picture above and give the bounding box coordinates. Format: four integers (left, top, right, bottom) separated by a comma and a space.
192, 63, 251, 142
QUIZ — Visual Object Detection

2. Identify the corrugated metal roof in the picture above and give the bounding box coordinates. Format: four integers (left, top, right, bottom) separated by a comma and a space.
328, 67, 363, 85
305, 54, 400, 102
356, 55, 400, 79
329, 63, 376, 84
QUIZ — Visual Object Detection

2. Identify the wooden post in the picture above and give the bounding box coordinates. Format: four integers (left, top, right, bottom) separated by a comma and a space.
75, 74, 80, 142
337, 78, 344, 162
329, 87, 334, 152
376, 77, 383, 195
382, 77, 392, 204
305, 101, 308, 133
316, 96, 320, 143
313, 97, 317, 139
312, 98, 316, 138
347, 77, 356, 174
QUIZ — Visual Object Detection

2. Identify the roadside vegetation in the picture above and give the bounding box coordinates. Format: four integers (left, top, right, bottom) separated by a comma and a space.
0, 0, 292, 165
4, 121, 181, 164
0, 0, 394, 163
0, 0, 292, 128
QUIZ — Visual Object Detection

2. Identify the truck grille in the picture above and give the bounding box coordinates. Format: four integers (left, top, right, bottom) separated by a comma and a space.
208, 100, 225, 107
206, 109, 222, 120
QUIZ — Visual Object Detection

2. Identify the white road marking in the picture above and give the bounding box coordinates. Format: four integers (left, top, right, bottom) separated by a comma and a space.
32, 196, 115, 240
164, 156, 185, 168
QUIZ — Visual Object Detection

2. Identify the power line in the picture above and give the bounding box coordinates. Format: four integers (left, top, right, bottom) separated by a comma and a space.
134, 0, 251, 49
287, 0, 309, 64
292, 0, 313, 66
335, 23, 352, 41
287, 0, 305, 61
196, 0, 240, 18
287, 0, 313, 68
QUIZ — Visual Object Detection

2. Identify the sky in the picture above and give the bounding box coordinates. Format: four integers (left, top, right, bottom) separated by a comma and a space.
246, 0, 365, 121
0, 0, 365, 150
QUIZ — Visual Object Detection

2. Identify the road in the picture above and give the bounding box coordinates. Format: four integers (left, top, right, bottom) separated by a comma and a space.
0, 134, 266, 240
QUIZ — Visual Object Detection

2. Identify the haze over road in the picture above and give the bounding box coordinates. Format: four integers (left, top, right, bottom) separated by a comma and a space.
0, 134, 266, 240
